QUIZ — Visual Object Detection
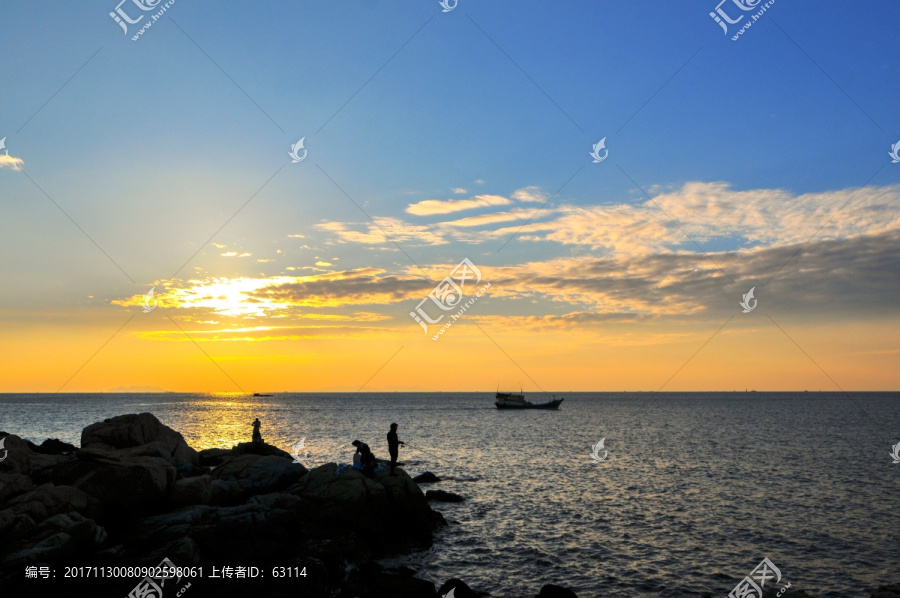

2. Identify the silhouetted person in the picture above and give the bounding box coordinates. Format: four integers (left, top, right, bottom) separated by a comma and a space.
387, 423, 405, 475
351, 439, 368, 470
351, 439, 377, 475
252, 418, 262, 443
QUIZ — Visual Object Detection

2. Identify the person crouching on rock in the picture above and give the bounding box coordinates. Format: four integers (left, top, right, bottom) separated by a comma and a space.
352, 439, 377, 475
252, 418, 263, 443
387, 423, 405, 476
351, 439, 367, 470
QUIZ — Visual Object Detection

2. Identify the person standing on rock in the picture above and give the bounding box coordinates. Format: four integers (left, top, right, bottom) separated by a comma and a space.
252, 418, 263, 443
387, 423, 405, 476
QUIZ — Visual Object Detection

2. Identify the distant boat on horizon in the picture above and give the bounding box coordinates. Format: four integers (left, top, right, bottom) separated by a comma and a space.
495, 390, 563, 410
252, 393, 273, 397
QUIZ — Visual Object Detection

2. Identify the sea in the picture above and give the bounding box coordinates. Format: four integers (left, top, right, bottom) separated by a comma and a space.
1, 392, 897, 598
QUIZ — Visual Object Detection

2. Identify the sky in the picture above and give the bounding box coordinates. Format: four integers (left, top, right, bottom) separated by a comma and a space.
0, 0, 898, 392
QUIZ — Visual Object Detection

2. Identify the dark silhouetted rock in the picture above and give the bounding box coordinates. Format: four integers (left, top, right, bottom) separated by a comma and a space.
537, 584, 578, 598
1, 414, 446, 597
33, 438, 78, 455
0, 473, 32, 503
170, 474, 212, 506
413, 472, 441, 484
872, 585, 900, 598
81, 412, 198, 469
425, 489, 464, 503
368, 572, 435, 598
208, 455, 306, 504
198, 447, 232, 467
48, 449, 176, 511
231, 441, 293, 459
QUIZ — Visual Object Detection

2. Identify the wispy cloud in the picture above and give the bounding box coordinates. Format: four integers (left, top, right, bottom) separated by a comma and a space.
511, 186, 546, 203
406, 194, 513, 216
316, 218, 448, 245
0, 154, 24, 170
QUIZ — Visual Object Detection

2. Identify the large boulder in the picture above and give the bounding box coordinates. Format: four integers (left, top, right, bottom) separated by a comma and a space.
536, 584, 579, 598
81, 413, 199, 469
209, 455, 306, 504
0, 473, 33, 503
170, 475, 212, 507
2, 485, 97, 524
0, 434, 66, 478
26, 438, 78, 455
47, 449, 175, 511
289, 464, 440, 554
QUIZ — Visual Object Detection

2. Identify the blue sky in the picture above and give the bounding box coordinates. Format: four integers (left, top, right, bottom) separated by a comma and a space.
1, 1, 899, 391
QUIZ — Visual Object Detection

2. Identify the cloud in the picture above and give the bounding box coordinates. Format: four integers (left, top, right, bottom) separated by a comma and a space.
496, 182, 900, 255
316, 217, 448, 245
406, 194, 512, 216
477, 229, 900, 321
0, 154, 24, 170
452, 188, 467, 195
511, 186, 546, 203
440, 207, 543, 228
221, 251, 251, 257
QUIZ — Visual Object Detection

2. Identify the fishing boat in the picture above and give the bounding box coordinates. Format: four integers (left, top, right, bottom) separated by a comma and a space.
495, 390, 563, 410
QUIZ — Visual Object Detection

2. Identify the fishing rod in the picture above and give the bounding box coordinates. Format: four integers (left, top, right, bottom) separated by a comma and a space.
402, 442, 454, 467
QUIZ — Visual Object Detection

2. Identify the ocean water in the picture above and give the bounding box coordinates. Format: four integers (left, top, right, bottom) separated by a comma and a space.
1, 392, 897, 597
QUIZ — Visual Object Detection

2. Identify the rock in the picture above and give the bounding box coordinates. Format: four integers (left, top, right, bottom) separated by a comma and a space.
48, 450, 176, 511
209, 455, 306, 504
536, 584, 579, 598
2, 531, 76, 566
170, 475, 212, 506
0, 434, 35, 475
31, 438, 78, 455
413, 472, 441, 484
198, 448, 232, 467
0, 472, 33, 502
81, 412, 199, 469
872, 585, 900, 598
231, 441, 293, 460
425, 489, 464, 503
2, 485, 97, 524
438, 578, 481, 598
368, 572, 435, 598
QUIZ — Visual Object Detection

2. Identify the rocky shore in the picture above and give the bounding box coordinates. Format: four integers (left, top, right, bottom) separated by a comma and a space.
0, 413, 579, 597
2, 413, 896, 598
